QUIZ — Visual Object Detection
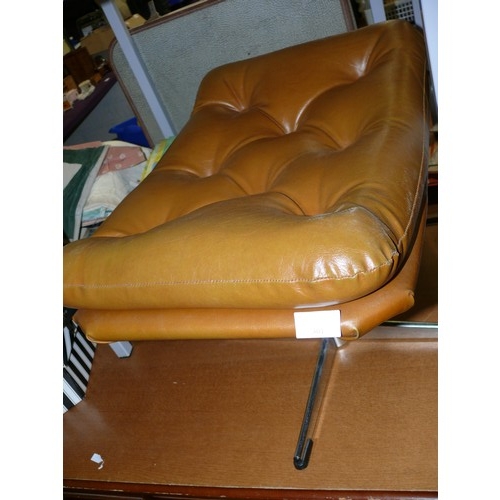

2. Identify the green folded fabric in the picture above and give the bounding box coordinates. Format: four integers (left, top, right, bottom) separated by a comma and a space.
63, 146, 107, 241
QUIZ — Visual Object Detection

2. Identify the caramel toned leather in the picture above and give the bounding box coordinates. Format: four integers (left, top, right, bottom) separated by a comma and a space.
73, 207, 426, 342
64, 21, 429, 341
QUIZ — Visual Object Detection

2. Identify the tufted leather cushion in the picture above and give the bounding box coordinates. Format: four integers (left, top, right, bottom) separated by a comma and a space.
64, 21, 429, 341
109, 0, 355, 141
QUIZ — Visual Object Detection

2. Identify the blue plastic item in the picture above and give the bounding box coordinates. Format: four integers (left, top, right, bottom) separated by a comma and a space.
109, 117, 149, 147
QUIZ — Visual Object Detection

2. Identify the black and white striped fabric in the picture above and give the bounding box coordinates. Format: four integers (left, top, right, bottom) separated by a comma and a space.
63, 308, 96, 413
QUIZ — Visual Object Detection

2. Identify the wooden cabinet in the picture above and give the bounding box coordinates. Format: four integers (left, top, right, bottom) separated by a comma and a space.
64, 47, 97, 86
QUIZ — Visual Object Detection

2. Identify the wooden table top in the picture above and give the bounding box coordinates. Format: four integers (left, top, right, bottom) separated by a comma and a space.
64, 329, 437, 497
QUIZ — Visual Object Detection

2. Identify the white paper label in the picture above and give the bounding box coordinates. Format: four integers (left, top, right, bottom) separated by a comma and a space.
90, 453, 105, 469
293, 310, 341, 339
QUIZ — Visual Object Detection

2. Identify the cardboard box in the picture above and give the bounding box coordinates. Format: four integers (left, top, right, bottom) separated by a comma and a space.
125, 14, 146, 29
79, 14, 146, 56
63, 308, 96, 413
80, 26, 115, 56
63, 75, 78, 93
